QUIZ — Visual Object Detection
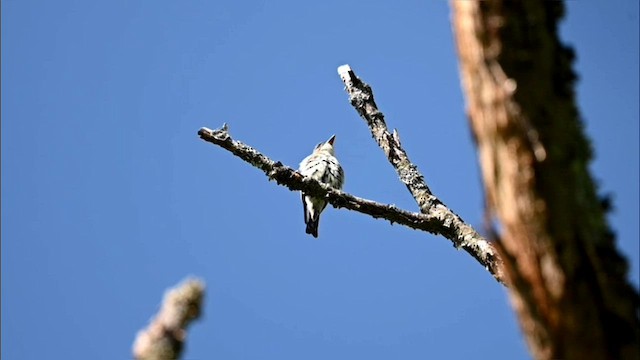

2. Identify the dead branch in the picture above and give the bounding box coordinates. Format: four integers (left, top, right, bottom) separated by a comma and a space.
337, 64, 504, 282
198, 125, 504, 283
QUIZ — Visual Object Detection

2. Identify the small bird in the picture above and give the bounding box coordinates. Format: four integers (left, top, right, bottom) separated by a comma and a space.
299, 135, 344, 238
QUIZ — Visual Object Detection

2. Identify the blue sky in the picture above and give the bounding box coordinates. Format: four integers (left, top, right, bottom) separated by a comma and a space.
2, 1, 638, 359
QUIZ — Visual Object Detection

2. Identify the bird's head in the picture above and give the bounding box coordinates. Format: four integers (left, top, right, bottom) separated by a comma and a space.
314, 135, 337, 155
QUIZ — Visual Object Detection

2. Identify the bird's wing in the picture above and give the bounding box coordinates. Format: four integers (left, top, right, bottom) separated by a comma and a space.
337, 163, 345, 189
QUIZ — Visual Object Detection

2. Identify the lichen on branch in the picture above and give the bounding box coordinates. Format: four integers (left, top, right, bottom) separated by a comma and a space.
198, 124, 504, 283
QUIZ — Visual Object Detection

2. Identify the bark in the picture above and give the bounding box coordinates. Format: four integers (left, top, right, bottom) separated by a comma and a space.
451, 1, 640, 359
198, 125, 504, 283
337, 65, 504, 283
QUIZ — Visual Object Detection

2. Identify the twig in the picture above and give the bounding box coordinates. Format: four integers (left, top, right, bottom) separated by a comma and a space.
337, 64, 504, 283
133, 278, 205, 360
198, 125, 504, 283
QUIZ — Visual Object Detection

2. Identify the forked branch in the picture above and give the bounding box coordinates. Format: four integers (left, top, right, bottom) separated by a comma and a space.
337, 64, 504, 282
198, 123, 504, 283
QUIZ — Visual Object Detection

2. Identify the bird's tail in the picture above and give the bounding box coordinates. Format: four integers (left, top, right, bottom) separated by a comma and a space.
305, 216, 320, 238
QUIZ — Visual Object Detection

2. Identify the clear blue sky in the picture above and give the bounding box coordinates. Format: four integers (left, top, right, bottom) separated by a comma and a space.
2, 1, 638, 359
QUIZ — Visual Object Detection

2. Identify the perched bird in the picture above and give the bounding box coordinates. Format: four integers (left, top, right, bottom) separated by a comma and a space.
299, 135, 344, 238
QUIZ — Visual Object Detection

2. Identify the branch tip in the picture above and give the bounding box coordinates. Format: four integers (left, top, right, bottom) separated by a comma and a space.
337, 64, 352, 76
338, 64, 357, 85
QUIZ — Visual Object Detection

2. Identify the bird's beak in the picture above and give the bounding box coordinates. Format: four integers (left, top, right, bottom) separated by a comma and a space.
327, 135, 336, 145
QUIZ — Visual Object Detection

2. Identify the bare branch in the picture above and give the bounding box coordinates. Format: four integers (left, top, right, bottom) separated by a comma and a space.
337, 64, 504, 283
133, 278, 205, 360
198, 126, 505, 283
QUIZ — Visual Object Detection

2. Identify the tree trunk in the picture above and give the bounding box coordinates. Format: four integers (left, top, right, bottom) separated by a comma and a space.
451, 1, 640, 359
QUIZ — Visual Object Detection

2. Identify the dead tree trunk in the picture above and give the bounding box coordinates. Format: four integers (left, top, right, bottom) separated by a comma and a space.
451, 1, 639, 359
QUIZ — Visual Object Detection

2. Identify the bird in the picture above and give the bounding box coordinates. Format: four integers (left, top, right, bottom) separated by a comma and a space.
298, 135, 344, 238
